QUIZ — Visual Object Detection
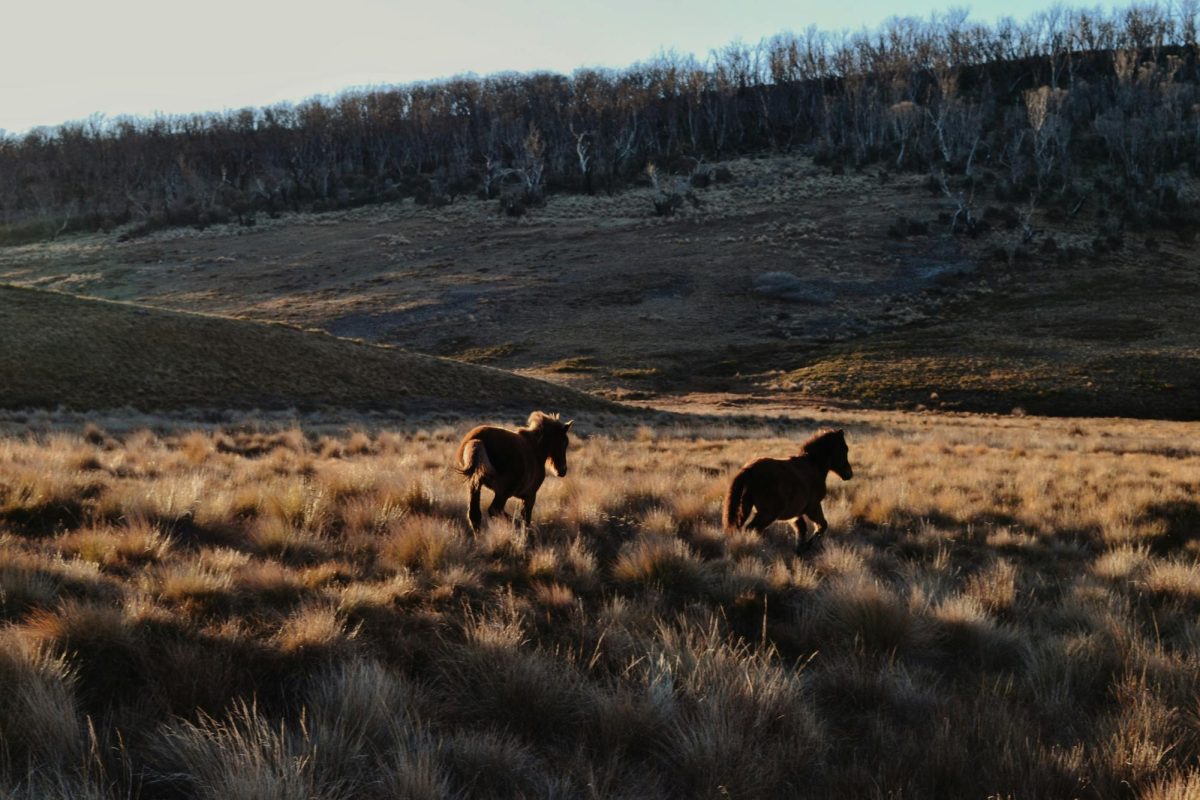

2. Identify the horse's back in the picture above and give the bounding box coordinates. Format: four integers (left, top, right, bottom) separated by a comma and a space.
740, 456, 796, 482
739, 456, 790, 493
458, 425, 490, 444
458, 425, 528, 478
743, 456, 822, 510
456, 425, 491, 465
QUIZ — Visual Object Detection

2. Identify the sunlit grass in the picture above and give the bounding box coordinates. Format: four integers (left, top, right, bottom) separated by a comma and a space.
0, 411, 1197, 797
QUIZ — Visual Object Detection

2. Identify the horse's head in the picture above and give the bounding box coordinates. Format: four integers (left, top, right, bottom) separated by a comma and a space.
526, 411, 574, 477
828, 429, 853, 480
833, 436, 853, 481
807, 428, 853, 480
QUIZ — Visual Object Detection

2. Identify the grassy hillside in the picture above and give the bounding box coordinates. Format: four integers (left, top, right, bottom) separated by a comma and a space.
3, 154, 1197, 419
0, 285, 609, 413
766, 240, 1200, 420
1, 412, 1198, 797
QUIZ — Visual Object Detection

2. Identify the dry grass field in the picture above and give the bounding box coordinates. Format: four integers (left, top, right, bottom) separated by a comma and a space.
5, 19, 1199, 798
2, 408, 1198, 798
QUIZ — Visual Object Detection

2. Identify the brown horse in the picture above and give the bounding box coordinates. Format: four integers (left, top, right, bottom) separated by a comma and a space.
455, 411, 573, 534
722, 429, 853, 552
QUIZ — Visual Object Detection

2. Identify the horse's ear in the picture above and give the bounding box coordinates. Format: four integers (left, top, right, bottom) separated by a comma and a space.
564, 420, 574, 432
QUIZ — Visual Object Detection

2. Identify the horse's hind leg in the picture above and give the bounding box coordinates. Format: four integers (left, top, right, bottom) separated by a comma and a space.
746, 513, 776, 533
468, 485, 483, 535
745, 493, 778, 534
737, 487, 756, 530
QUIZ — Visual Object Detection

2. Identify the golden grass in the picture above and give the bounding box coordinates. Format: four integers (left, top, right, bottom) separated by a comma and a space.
0, 410, 1197, 796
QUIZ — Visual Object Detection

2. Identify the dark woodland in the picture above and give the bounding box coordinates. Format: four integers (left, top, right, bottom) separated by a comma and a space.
3, 4, 1200, 242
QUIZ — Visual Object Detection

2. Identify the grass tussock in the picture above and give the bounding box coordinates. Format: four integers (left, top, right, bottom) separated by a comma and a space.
0, 412, 1197, 797
0, 628, 86, 774
612, 534, 714, 597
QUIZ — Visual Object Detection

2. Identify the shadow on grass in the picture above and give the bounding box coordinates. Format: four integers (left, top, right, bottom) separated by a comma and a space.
1145, 499, 1200, 555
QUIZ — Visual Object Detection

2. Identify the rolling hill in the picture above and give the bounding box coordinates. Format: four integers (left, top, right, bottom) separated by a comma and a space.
0, 284, 610, 413
4, 154, 1198, 419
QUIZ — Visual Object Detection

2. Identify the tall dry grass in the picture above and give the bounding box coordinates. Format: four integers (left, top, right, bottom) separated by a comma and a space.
0, 411, 1197, 797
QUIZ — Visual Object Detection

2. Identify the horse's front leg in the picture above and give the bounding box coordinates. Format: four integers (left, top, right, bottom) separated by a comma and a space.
800, 504, 829, 553
488, 492, 513, 521
789, 518, 809, 552
519, 493, 536, 528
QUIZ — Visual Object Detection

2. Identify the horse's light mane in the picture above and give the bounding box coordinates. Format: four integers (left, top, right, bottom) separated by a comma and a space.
523, 410, 564, 433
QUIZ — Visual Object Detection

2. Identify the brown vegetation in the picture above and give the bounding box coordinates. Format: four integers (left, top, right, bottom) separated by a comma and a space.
0, 284, 610, 413
7, 148, 1198, 420
1, 410, 1198, 797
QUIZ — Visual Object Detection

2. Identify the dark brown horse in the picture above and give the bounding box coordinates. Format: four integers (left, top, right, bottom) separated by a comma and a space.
455, 411, 573, 534
722, 429, 853, 552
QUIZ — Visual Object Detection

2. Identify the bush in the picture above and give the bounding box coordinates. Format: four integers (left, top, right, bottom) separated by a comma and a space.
653, 192, 684, 216
887, 216, 929, 238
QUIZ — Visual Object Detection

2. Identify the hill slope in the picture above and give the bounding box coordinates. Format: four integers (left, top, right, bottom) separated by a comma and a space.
3, 154, 1198, 419
0, 285, 609, 413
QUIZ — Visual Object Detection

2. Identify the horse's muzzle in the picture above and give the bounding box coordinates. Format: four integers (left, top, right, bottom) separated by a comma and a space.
837, 466, 853, 480
552, 463, 568, 477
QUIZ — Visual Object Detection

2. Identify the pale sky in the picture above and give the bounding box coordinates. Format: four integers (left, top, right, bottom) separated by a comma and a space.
2, 0, 1123, 134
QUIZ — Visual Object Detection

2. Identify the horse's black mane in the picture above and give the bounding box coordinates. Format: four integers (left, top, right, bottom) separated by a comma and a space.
799, 428, 844, 456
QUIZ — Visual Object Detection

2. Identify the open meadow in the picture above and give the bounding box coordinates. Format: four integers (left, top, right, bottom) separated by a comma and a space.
5, 9, 1200, 794
2, 409, 1198, 798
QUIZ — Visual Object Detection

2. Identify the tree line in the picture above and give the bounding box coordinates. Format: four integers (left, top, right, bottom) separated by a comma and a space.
2, 2, 1198, 242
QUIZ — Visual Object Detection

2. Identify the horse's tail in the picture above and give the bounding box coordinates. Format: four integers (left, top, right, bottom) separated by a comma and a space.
722, 468, 754, 531
457, 439, 495, 487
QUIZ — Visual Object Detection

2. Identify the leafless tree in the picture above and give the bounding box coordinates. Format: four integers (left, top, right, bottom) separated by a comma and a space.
2, 3, 1198, 238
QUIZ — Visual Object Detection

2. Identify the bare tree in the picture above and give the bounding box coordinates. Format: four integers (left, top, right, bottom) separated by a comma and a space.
2, 3, 1199, 237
